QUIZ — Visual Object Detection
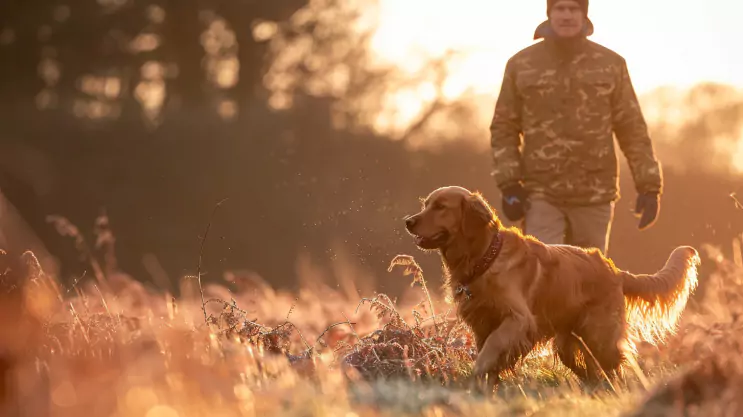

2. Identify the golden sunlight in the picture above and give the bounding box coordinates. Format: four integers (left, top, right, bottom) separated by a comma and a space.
371, 0, 743, 97
367, 0, 743, 163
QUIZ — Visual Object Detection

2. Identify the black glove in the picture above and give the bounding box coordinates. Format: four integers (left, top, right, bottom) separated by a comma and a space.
500, 183, 528, 222
635, 192, 660, 230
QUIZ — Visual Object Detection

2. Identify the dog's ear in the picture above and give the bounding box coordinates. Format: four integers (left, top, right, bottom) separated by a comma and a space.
461, 193, 494, 237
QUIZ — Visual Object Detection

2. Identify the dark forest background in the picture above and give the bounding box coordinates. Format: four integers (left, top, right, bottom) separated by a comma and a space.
1, 0, 742, 298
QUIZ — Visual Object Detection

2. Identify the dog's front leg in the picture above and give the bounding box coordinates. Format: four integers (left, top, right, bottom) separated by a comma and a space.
472, 302, 537, 378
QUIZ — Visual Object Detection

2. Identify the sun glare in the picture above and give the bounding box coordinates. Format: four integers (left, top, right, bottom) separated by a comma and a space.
367, 0, 743, 146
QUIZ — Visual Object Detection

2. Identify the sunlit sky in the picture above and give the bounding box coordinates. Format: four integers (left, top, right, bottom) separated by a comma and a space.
370, 0, 743, 98
361, 0, 743, 170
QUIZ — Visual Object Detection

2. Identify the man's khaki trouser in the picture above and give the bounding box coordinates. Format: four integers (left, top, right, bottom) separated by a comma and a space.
523, 197, 615, 255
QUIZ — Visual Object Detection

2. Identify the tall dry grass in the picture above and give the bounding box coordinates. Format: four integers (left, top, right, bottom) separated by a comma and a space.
1, 211, 743, 416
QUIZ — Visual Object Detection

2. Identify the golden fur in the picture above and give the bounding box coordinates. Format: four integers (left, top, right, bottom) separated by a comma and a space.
404, 186, 700, 386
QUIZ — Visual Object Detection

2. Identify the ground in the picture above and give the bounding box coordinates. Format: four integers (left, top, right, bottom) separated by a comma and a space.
1, 223, 742, 417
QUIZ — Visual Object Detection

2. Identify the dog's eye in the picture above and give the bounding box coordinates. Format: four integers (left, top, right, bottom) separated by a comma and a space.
433, 203, 445, 211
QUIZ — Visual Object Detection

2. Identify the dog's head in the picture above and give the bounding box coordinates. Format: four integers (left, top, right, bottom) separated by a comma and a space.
404, 186, 496, 250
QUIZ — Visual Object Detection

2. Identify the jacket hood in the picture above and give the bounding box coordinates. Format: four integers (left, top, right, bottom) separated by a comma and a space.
533, 18, 594, 40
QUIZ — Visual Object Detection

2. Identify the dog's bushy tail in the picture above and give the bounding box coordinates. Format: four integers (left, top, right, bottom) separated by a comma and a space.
620, 246, 700, 345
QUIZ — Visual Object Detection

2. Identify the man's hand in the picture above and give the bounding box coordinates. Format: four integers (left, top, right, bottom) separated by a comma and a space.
501, 184, 528, 222
635, 192, 660, 230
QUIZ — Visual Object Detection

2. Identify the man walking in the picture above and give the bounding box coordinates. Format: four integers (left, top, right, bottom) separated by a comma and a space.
489, 0, 662, 254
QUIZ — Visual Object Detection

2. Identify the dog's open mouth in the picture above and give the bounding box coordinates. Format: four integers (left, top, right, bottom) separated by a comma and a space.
414, 231, 449, 248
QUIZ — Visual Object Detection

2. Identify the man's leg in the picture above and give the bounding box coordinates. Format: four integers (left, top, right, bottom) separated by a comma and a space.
523, 198, 567, 245
564, 203, 615, 255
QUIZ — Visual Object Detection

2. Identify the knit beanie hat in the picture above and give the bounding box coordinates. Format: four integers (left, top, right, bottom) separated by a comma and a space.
547, 0, 588, 16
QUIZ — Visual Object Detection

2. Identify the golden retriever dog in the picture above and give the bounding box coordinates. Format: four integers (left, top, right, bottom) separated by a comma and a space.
404, 186, 700, 387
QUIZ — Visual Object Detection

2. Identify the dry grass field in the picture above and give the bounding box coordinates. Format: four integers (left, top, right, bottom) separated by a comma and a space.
1, 213, 743, 417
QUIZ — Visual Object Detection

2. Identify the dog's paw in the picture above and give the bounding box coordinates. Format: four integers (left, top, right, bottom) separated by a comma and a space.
472, 361, 489, 378
465, 371, 500, 397
473, 351, 499, 377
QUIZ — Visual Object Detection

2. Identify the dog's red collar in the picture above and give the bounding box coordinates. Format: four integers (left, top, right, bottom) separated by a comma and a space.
455, 229, 503, 300
470, 229, 503, 280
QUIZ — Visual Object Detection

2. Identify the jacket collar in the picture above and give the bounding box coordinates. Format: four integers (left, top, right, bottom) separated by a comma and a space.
533, 18, 593, 59
533, 18, 594, 40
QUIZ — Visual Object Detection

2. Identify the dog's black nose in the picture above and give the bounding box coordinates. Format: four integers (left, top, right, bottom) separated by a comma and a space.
405, 215, 418, 230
